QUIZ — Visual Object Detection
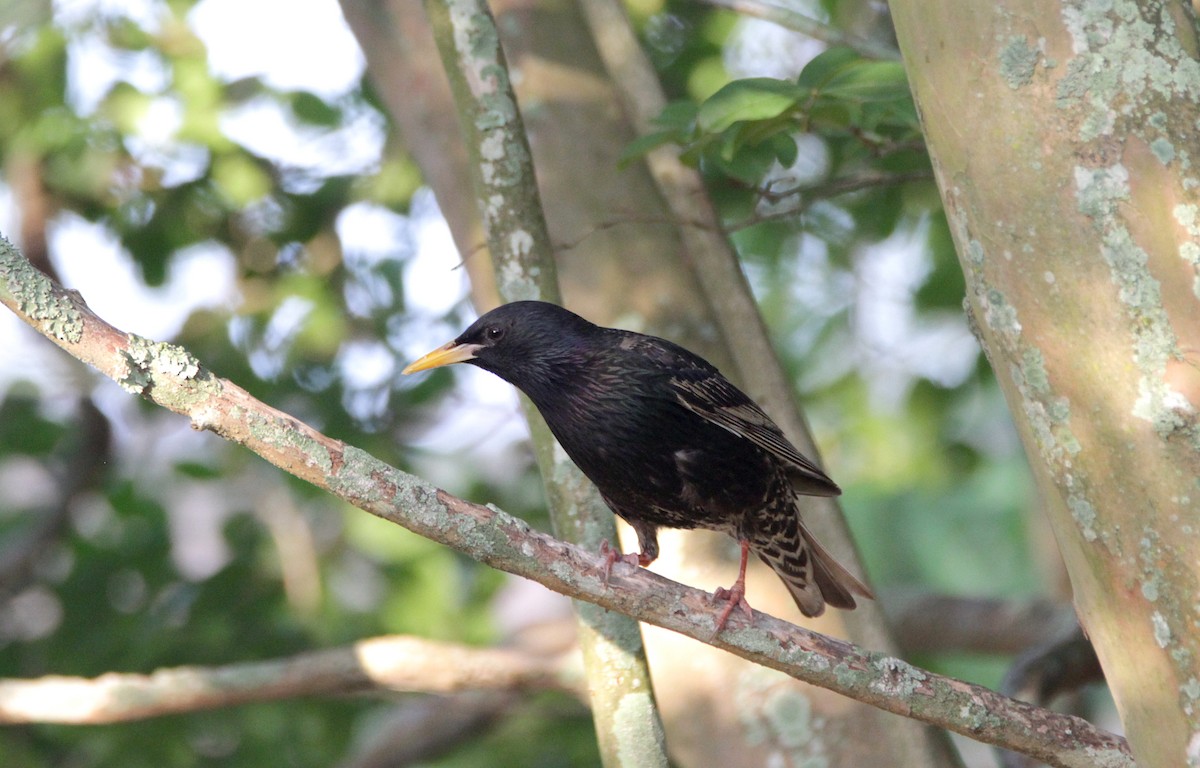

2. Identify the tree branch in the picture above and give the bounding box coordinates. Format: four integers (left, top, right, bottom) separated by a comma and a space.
0, 635, 577, 725
0, 236, 1132, 768
883, 589, 1080, 656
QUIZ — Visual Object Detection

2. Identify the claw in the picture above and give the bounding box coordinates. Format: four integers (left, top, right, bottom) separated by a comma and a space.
599, 540, 643, 586
711, 540, 755, 638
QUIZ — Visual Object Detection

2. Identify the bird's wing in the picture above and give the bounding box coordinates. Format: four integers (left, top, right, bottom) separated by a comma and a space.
668, 369, 841, 497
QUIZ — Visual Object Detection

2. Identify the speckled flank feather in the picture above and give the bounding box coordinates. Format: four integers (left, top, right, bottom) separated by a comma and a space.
742, 470, 871, 617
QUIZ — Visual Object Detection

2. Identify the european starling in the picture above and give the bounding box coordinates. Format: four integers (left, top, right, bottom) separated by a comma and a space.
403, 301, 872, 630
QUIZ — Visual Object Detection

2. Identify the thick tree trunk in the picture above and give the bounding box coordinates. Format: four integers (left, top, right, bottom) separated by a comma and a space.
889, 2, 1200, 766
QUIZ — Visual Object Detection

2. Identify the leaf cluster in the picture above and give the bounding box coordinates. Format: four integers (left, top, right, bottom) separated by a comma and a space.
626, 47, 920, 185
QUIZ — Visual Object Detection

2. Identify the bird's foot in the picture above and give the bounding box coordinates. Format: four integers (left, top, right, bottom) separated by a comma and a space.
599, 540, 648, 586
711, 582, 754, 638
710, 539, 754, 638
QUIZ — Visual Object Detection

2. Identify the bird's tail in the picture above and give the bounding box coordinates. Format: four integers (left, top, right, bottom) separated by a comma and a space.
753, 519, 874, 618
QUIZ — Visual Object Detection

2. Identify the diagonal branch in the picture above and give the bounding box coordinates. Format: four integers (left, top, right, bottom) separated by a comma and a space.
0, 236, 1132, 768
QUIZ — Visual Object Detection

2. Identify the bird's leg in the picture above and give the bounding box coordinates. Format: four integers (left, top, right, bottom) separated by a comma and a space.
712, 540, 755, 636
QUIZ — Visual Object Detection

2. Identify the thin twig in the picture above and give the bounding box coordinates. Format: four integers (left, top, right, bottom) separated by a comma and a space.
695, 0, 901, 61
725, 168, 935, 231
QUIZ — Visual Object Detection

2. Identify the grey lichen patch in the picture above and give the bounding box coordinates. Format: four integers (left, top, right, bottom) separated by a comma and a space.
1047, 396, 1072, 425
508, 230, 534, 259
1151, 137, 1176, 165
444, 2, 529, 206
1068, 494, 1098, 541
763, 687, 820, 752
498, 258, 542, 302
1075, 165, 1194, 441
1084, 744, 1144, 768
1138, 529, 1164, 603
465, 9, 498, 60
1152, 610, 1172, 648
1075, 164, 1130, 218
868, 656, 928, 698
1017, 355, 1088, 477
734, 666, 827, 765
547, 557, 577, 586
119, 335, 202, 395
1058, 0, 1200, 142
1177, 205, 1200, 298
249, 411, 335, 477
957, 698, 993, 731
967, 239, 985, 266
1176, 204, 1200, 235
1022, 346, 1050, 395
832, 661, 859, 690
0, 237, 84, 343
982, 288, 1022, 340
334, 445, 414, 505
1142, 579, 1159, 601
999, 35, 1039, 89
612, 691, 669, 768
1133, 378, 1196, 438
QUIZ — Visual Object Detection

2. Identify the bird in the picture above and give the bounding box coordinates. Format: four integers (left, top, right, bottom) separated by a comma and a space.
402, 300, 872, 632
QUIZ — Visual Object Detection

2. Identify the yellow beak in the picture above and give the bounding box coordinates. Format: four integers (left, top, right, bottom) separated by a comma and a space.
402, 341, 482, 374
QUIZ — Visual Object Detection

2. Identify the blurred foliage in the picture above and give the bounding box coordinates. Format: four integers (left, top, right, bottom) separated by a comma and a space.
0, 0, 1045, 766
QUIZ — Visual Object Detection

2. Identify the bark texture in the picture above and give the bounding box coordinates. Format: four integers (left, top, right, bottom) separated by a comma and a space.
889, 2, 1200, 766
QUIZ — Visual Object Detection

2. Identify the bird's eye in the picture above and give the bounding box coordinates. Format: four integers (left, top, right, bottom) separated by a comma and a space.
485, 326, 505, 342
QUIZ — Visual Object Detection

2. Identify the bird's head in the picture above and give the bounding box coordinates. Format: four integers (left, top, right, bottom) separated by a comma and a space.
402, 301, 598, 392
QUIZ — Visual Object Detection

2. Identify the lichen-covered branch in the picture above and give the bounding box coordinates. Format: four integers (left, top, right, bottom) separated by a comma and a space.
0, 236, 1131, 768
0, 635, 577, 724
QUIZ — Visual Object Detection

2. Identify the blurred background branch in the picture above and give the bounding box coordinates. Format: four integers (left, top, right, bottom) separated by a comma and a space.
0, 634, 580, 724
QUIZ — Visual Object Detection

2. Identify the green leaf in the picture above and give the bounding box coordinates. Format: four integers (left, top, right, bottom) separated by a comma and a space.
795, 47, 911, 106
823, 60, 910, 101
767, 132, 798, 167
174, 461, 223, 479
697, 78, 801, 133
795, 47, 861, 91
290, 91, 342, 127
706, 138, 778, 185
652, 99, 699, 131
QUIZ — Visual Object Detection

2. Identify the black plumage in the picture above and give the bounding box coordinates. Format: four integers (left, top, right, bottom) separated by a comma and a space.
403, 301, 872, 628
